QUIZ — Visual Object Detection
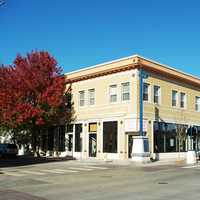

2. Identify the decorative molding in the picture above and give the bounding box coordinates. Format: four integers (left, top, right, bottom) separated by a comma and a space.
65, 64, 137, 83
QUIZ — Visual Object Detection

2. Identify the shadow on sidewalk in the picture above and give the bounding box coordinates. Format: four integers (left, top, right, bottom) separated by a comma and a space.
0, 155, 75, 168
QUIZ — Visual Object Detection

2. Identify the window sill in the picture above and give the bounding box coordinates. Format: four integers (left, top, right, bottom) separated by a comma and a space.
172, 105, 177, 108
109, 101, 119, 104
180, 107, 187, 110
143, 100, 151, 104
79, 106, 87, 108
121, 100, 131, 104
171, 105, 187, 110
88, 104, 96, 107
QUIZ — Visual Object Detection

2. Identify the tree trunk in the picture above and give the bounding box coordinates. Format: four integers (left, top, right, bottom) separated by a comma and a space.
53, 126, 59, 157
32, 128, 40, 157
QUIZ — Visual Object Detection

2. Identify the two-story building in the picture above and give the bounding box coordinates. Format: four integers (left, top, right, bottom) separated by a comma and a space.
64, 55, 200, 161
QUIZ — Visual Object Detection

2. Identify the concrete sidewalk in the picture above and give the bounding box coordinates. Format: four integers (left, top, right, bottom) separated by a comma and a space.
75, 157, 187, 167
0, 155, 75, 168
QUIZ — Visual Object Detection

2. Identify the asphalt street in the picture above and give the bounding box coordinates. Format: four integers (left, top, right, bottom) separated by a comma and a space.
0, 159, 200, 200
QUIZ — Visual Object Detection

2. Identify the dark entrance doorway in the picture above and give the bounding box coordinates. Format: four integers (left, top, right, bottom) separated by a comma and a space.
89, 134, 97, 157
68, 134, 73, 152
128, 135, 133, 158
103, 121, 118, 153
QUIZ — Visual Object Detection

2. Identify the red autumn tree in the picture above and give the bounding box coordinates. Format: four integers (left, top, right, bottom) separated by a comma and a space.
0, 51, 72, 154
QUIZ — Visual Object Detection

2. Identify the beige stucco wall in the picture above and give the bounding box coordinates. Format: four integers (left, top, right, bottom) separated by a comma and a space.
71, 69, 138, 121
142, 73, 200, 123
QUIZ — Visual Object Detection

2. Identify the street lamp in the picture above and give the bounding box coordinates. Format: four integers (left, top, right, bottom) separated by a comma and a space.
132, 68, 150, 162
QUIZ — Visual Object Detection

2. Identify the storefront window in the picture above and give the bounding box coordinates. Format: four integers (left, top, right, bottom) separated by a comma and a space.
154, 122, 187, 153
66, 124, 73, 133
68, 134, 73, 151
58, 126, 65, 152
192, 126, 200, 152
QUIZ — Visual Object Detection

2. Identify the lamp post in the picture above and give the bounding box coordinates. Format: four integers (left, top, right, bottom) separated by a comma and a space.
186, 126, 196, 164
132, 68, 150, 162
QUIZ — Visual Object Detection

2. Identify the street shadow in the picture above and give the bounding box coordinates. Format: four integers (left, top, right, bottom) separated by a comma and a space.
0, 156, 75, 168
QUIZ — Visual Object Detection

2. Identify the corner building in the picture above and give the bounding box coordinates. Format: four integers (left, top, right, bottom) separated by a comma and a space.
64, 55, 200, 160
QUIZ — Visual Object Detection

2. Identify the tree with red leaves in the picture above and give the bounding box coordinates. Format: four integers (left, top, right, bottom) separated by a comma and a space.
0, 51, 72, 155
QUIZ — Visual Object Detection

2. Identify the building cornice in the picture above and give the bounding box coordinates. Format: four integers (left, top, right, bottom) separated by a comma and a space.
65, 55, 200, 89
65, 64, 137, 83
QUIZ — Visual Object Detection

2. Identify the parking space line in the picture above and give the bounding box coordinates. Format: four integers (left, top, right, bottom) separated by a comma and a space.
22, 170, 46, 175
4, 171, 26, 177
41, 169, 65, 174
84, 166, 108, 170
68, 167, 94, 171
54, 169, 79, 173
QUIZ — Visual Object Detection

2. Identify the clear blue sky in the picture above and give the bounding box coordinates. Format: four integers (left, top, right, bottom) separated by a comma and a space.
1, 0, 200, 76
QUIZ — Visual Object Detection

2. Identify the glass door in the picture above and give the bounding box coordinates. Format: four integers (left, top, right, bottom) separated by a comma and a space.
128, 135, 133, 158
89, 134, 97, 157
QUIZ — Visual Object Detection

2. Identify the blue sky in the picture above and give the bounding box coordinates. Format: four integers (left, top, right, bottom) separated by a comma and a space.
1, 0, 200, 76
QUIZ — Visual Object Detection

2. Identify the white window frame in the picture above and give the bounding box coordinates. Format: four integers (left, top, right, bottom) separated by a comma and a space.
180, 92, 186, 108
109, 85, 117, 103
195, 96, 200, 112
172, 90, 178, 107
88, 88, 95, 106
143, 83, 150, 102
153, 85, 160, 104
121, 82, 130, 101
79, 90, 85, 107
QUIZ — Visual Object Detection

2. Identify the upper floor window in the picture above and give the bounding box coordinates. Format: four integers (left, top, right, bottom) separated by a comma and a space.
195, 96, 200, 111
172, 90, 178, 107
109, 85, 117, 103
79, 90, 85, 107
153, 85, 160, 104
121, 82, 130, 101
180, 92, 186, 108
88, 89, 95, 105
143, 83, 149, 101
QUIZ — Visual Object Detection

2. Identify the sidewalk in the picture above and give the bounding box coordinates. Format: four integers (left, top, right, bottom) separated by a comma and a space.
74, 157, 187, 167
0, 155, 75, 168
